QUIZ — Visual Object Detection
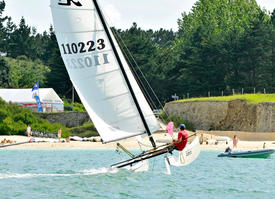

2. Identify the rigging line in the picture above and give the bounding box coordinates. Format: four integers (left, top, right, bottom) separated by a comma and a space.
64, 85, 73, 96
113, 31, 166, 110
112, 30, 159, 110
100, 15, 166, 122
99, 8, 160, 112
111, 28, 170, 119
100, 5, 169, 123
137, 141, 155, 148
112, 30, 170, 123
113, 31, 159, 112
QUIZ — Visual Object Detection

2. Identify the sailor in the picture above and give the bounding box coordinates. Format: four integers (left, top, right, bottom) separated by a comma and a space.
225, 146, 231, 153
169, 124, 188, 151
58, 128, 62, 143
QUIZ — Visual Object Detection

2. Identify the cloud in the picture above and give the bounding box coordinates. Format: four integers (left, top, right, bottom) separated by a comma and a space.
102, 4, 122, 28
256, 0, 275, 11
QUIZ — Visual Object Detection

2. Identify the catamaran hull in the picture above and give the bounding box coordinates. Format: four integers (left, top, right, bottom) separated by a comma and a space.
218, 149, 275, 158
124, 160, 149, 172
111, 136, 201, 172
167, 136, 200, 167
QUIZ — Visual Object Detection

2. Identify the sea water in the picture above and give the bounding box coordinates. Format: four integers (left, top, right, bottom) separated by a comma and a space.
0, 150, 274, 199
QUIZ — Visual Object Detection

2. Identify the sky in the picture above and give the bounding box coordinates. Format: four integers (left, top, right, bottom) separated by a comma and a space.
3, 0, 275, 33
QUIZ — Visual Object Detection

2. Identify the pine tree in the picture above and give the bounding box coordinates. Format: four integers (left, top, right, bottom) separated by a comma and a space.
0, 56, 11, 87
0, 0, 10, 53
239, 9, 273, 92
7, 17, 32, 58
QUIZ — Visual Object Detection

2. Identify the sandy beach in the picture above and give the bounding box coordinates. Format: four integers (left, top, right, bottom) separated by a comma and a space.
1, 131, 275, 151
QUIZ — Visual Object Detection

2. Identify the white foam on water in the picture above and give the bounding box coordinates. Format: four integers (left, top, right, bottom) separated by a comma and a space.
0, 168, 119, 179
82, 167, 119, 175
0, 173, 78, 179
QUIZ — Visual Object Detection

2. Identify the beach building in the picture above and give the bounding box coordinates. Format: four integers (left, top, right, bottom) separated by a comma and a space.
0, 88, 64, 112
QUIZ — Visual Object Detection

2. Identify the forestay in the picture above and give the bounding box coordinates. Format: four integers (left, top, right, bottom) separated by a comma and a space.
50, 0, 160, 143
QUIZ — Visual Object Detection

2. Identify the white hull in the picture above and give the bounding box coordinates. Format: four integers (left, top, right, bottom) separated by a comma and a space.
123, 160, 149, 172
168, 136, 200, 167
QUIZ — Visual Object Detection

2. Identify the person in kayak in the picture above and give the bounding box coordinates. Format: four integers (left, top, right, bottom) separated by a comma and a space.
169, 124, 189, 151
225, 146, 232, 153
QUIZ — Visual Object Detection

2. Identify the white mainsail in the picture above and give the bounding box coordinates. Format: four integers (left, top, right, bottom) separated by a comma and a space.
50, 0, 160, 143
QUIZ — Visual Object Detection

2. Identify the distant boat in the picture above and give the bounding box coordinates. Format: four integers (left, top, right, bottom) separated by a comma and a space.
218, 149, 275, 158
50, 0, 200, 172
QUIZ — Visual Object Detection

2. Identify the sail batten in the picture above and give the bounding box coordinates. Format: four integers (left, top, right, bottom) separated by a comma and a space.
50, 0, 160, 143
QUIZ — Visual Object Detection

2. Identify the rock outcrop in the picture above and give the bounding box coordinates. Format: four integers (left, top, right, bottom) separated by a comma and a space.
164, 100, 275, 132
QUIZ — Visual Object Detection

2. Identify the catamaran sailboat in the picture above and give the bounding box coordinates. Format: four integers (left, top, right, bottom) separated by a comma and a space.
50, 0, 200, 173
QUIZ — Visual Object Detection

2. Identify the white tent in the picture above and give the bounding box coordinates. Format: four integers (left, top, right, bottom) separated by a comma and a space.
0, 88, 64, 112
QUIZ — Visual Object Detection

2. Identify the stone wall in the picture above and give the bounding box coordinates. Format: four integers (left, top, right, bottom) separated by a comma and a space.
35, 112, 90, 128
164, 100, 275, 132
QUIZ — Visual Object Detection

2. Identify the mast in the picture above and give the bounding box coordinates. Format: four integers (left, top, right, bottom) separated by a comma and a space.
93, 0, 156, 148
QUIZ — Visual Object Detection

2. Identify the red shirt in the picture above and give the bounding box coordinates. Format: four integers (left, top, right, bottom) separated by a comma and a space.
174, 130, 188, 151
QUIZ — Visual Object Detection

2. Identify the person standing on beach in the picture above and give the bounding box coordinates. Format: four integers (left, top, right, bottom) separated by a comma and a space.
58, 128, 62, 142
233, 135, 238, 148
200, 133, 204, 145
169, 124, 188, 151
26, 125, 32, 137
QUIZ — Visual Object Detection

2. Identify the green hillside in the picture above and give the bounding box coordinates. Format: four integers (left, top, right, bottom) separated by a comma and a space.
177, 94, 275, 104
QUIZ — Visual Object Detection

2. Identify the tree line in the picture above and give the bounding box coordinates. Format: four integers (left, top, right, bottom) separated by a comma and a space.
0, 0, 274, 107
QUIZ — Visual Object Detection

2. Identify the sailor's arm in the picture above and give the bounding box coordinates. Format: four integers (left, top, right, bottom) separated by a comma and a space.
172, 137, 182, 144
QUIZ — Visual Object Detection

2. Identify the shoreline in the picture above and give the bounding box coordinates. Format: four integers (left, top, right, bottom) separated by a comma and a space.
1, 131, 275, 151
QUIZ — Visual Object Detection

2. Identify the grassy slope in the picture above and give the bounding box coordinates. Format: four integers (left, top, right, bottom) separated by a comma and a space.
176, 94, 275, 104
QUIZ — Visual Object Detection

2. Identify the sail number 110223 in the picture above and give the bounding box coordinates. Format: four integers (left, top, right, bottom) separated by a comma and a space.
61, 39, 105, 54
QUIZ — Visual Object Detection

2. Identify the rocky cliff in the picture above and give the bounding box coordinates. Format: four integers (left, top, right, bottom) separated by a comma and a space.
164, 100, 275, 132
